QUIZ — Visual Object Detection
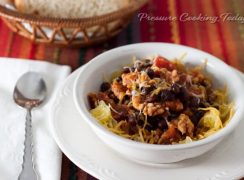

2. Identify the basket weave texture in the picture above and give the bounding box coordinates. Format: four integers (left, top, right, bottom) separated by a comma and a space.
0, 0, 147, 47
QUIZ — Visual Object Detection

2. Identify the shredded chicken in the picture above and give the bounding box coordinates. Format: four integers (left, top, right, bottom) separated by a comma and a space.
122, 72, 138, 89
132, 95, 183, 116
111, 81, 127, 101
159, 123, 179, 144
139, 71, 150, 83
132, 95, 144, 111
143, 103, 165, 116
177, 114, 194, 137
165, 100, 184, 111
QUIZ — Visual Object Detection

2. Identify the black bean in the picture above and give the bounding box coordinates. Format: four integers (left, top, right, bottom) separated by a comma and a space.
138, 59, 152, 69
108, 92, 119, 103
138, 113, 145, 121
128, 115, 137, 126
137, 120, 144, 126
168, 112, 180, 121
123, 67, 130, 74
100, 82, 111, 92
178, 86, 189, 102
130, 67, 135, 72
124, 95, 130, 100
145, 125, 153, 131
208, 93, 216, 104
200, 79, 211, 88
158, 119, 168, 130
141, 86, 153, 95
199, 101, 208, 108
153, 71, 161, 78
188, 96, 201, 108
144, 59, 151, 64
112, 104, 130, 121
147, 116, 160, 130
142, 63, 151, 68
146, 68, 155, 79
171, 83, 180, 94
178, 74, 187, 85
87, 95, 96, 109
160, 89, 176, 102
128, 125, 137, 135
115, 77, 122, 82
122, 95, 130, 104
191, 110, 205, 126
134, 62, 143, 71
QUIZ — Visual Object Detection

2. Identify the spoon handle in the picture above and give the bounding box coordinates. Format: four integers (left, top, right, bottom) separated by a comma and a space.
18, 109, 38, 180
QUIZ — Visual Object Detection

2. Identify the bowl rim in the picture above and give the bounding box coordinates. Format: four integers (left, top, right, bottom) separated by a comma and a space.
73, 42, 244, 150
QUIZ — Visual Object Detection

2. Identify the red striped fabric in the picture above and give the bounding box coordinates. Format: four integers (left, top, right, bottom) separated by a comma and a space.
0, 0, 244, 179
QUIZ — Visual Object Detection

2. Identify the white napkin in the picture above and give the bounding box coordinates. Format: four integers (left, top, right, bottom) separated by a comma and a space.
0, 58, 71, 180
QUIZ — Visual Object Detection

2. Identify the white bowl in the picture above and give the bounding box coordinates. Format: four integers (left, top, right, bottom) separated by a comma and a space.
73, 43, 244, 164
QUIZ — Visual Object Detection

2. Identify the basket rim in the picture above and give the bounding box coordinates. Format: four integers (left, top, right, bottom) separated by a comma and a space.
0, 0, 147, 27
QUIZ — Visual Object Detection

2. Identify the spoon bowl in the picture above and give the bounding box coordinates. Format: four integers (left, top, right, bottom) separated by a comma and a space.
14, 72, 46, 109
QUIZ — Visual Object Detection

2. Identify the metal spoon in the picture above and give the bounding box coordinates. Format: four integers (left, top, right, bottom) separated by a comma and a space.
13, 72, 47, 180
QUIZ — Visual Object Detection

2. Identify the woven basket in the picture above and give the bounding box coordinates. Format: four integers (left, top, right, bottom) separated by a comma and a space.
0, 0, 147, 47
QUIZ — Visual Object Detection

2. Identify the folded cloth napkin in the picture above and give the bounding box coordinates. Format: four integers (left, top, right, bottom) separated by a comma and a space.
0, 58, 71, 180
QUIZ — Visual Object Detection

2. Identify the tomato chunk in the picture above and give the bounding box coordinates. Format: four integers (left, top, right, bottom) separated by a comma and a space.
154, 56, 175, 70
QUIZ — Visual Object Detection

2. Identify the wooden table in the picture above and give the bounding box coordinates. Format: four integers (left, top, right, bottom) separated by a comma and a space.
0, 0, 243, 179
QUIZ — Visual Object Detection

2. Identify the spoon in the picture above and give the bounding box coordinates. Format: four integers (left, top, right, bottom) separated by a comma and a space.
13, 72, 47, 180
